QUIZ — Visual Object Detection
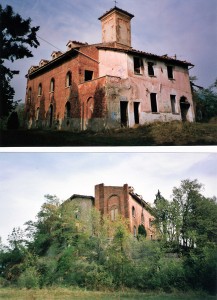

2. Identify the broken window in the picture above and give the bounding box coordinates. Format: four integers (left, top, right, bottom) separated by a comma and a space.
167, 65, 174, 79
148, 62, 155, 76
134, 102, 140, 124
38, 83, 42, 96
50, 78, 55, 92
84, 70, 93, 81
66, 71, 72, 87
170, 95, 176, 114
150, 93, 157, 112
134, 57, 144, 74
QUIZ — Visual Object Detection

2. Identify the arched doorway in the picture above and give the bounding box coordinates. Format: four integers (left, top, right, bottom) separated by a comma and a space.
65, 101, 71, 118
49, 104, 53, 127
86, 97, 94, 128
180, 96, 190, 121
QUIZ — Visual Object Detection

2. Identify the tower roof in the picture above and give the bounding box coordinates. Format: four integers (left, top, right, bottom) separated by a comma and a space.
98, 6, 134, 20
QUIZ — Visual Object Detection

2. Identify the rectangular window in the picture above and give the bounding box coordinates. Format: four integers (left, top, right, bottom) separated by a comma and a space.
167, 66, 174, 79
150, 93, 157, 112
170, 95, 176, 114
148, 62, 155, 76
134, 57, 144, 74
85, 70, 93, 81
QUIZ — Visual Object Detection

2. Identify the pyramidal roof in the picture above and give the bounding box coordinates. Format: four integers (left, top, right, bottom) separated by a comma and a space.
98, 6, 134, 20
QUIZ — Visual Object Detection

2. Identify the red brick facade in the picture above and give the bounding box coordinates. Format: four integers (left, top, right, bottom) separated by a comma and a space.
25, 6, 195, 131
95, 184, 155, 238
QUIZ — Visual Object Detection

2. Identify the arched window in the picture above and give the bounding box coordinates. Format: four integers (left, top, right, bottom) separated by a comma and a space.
50, 78, 55, 92
66, 71, 72, 87
132, 206, 135, 218
28, 88, 32, 103
65, 101, 71, 118
38, 83, 42, 96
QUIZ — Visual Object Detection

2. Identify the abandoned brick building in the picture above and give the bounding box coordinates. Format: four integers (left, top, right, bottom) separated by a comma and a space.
65, 183, 155, 239
25, 6, 195, 131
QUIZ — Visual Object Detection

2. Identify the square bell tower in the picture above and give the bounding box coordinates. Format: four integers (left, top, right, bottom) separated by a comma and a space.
98, 6, 134, 49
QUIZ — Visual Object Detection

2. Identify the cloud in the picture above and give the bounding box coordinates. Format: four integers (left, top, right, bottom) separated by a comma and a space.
2, 0, 217, 102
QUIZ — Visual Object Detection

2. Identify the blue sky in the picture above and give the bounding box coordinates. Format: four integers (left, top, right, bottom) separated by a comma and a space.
0, 151, 217, 245
1, 0, 217, 102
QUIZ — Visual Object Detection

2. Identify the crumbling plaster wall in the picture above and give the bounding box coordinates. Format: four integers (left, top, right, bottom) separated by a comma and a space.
98, 49, 194, 127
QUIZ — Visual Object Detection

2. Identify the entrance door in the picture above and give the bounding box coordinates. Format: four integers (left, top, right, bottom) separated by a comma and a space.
120, 101, 128, 127
134, 102, 140, 124
180, 97, 190, 121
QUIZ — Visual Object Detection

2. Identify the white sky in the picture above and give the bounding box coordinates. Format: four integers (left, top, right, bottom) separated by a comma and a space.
1, 0, 217, 102
0, 149, 216, 245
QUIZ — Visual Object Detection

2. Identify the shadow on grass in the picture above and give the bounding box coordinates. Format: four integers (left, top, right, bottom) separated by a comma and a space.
1, 122, 217, 147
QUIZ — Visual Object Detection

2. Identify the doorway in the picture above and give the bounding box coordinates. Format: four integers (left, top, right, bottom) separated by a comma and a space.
120, 101, 128, 127
180, 97, 190, 121
134, 102, 140, 124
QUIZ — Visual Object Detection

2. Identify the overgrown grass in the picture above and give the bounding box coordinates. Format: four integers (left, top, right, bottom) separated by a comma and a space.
1, 121, 217, 146
0, 288, 215, 300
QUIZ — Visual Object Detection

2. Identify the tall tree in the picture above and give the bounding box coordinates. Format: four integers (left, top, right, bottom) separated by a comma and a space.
0, 4, 40, 118
192, 79, 217, 122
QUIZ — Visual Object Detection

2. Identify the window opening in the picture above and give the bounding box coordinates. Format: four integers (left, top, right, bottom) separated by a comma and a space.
148, 62, 155, 76
167, 66, 174, 79
85, 70, 93, 81
66, 71, 72, 87
132, 206, 135, 218
111, 207, 118, 221
134, 102, 140, 124
134, 57, 144, 74
28, 88, 32, 103
38, 83, 42, 96
170, 95, 176, 114
150, 93, 157, 112
149, 218, 153, 228
50, 78, 55, 92
120, 101, 128, 127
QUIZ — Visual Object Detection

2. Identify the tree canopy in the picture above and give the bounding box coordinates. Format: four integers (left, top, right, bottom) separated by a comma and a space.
192, 79, 217, 122
0, 4, 40, 118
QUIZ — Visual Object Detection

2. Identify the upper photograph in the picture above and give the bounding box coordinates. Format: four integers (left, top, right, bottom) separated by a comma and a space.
1, 1, 217, 146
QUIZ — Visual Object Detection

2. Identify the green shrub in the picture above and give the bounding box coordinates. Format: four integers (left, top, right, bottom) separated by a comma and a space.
17, 267, 40, 289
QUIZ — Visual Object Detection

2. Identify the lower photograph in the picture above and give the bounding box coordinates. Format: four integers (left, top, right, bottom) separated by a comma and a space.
0, 151, 216, 300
